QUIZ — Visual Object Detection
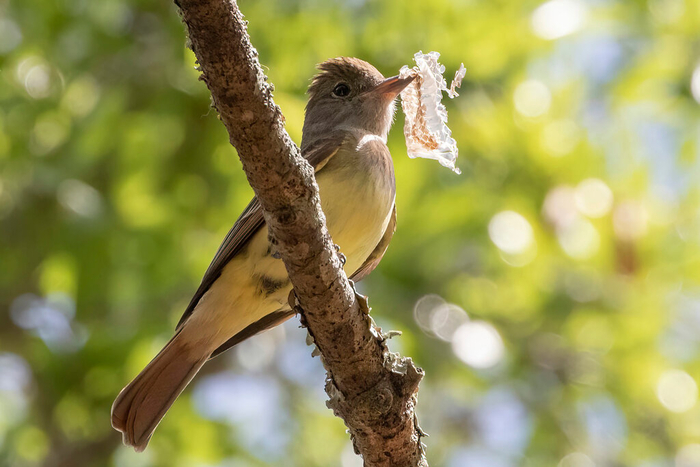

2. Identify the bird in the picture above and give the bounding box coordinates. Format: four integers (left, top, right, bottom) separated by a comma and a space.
111, 57, 414, 451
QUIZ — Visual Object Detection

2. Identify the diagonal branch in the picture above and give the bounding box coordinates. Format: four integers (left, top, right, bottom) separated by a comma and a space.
175, 0, 426, 465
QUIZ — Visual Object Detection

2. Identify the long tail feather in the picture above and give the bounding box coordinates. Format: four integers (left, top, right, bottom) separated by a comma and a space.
111, 333, 207, 451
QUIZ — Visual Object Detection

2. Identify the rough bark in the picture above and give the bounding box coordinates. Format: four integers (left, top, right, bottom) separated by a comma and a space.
175, 0, 427, 465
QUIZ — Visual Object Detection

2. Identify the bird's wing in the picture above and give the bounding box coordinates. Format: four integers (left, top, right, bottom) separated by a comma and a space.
210, 201, 397, 359
349, 203, 397, 282
177, 135, 345, 330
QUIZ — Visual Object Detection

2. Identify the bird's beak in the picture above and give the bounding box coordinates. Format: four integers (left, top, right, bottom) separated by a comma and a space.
372, 75, 416, 99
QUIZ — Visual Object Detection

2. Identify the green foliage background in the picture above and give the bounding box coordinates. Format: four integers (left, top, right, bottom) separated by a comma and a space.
2, 0, 700, 465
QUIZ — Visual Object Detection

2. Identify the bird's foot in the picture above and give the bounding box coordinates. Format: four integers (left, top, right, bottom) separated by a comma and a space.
348, 280, 401, 342
267, 233, 282, 259
348, 280, 370, 316
288, 288, 300, 312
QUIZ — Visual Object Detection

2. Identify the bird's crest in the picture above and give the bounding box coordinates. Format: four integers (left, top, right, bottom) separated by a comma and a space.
308, 57, 384, 97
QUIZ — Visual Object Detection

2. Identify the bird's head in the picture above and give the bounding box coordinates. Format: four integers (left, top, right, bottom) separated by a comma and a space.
301, 57, 414, 150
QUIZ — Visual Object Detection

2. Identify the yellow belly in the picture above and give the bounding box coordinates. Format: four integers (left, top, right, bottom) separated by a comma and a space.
317, 167, 394, 275
181, 162, 394, 352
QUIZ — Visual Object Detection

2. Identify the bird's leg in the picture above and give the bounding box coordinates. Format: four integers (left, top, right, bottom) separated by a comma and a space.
334, 243, 346, 267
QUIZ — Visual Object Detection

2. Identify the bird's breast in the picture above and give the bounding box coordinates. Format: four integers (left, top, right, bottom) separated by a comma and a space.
315, 138, 395, 275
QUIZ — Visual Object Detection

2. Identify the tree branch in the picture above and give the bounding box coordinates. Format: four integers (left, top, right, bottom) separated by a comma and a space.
175, 0, 426, 464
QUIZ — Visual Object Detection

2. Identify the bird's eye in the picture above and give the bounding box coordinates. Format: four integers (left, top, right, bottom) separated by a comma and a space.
332, 83, 351, 98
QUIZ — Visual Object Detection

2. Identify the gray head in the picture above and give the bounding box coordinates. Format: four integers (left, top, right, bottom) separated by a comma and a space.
301, 57, 414, 152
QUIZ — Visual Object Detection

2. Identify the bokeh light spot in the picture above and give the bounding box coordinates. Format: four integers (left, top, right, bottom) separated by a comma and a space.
452, 321, 505, 369
544, 185, 578, 229
557, 217, 600, 260
531, 0, 588, 40
413, 294, 447, 334
677, 444, 700, 467
31, 112, 71, 155
514, 80, 551, 117
0, 18, 22, 54
575, 179, 613, 218
488, 211, 535, 255
657, 369, 697, 413
61, 75, 100, 117
24, 64, 52, 99
413, 295, 469, 341
0, 353, 32, 393
14, 426, 49, 462
10, 293, 87, 354
691, 65, 700, 105
430, 303, 469, 342
57, 179, 102, 218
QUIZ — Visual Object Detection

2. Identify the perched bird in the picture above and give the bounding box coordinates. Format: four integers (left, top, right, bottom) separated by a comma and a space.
111, 57, 414, 451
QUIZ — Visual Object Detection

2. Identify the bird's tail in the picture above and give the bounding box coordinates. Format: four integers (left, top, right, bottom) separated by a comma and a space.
111, 331, 207, 451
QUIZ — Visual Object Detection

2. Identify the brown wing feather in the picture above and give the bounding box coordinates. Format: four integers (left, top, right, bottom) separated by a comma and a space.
176, 134, 346, 330
176, 198, 264, 329
349, 203, 397, 282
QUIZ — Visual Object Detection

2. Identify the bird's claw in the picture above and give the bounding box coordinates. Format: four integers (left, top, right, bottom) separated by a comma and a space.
348, 280, 370, 316
268, 235, 282, 259
415, 413, 429, 438
334, 244, 346, 267
288, 289, 301, 313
